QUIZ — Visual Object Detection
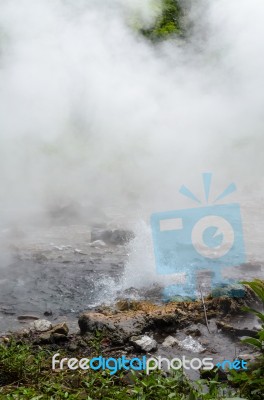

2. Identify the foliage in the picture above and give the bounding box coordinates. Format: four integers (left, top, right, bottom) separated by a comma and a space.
0, 339, 244, 400
227, 280, 264, 400
141, 0, 183, 40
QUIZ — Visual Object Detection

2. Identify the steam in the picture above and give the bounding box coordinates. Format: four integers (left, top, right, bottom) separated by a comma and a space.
0, 0, 264, 229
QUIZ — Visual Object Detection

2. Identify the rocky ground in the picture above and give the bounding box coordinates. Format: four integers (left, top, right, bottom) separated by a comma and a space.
1, 289, 261, 381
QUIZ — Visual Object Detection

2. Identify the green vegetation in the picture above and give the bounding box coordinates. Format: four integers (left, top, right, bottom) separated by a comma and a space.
0, 340, 242, 400
227, 280, 264, 400
141, 0, 183, 40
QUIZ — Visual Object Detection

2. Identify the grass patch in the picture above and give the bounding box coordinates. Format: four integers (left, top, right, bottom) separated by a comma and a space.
0, 339, 241, 399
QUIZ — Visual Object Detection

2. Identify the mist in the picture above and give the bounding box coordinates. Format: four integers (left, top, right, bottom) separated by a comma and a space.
0, 0, 264, 231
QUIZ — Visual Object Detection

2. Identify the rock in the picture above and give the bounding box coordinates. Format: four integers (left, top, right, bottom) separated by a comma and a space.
78, 312, 146, 344
178, 336, 205, 353
90, 240, 106, 248
44, 310, 53, 317
91, 229, 134, 245
216, 321, 258, 338
39, 332, 52, 344
51, 322, 69, 336
131, 335, 157, 352
52, 333, 69, 343
212, 283, 246, 299
17, 315, 39, 321
31, 319, 52, 332
185, 328, 201, 337
0, 337, 10, 344
161, 336, 179, 348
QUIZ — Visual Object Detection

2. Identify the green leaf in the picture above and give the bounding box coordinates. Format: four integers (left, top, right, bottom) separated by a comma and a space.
241, 337, 262, 349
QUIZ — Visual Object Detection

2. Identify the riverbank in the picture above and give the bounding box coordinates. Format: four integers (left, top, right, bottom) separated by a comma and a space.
1, 288, 263, 399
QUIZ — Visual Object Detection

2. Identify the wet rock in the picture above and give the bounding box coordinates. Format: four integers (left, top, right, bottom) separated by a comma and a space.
178, 336, 205, 353
161, 335, 179, 348
131, 335, 157, 352
91, 229, 134, 245
18, 315, 39, 321
31, 319, 52, 332
216, 321, 258, 338
52, 333, 69, 343
185, 328, 201, 337
51, 322, 69, 336
44, 310, 53, 317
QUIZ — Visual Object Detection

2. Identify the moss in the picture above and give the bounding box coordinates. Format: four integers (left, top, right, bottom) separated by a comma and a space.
141, 0, 183, 40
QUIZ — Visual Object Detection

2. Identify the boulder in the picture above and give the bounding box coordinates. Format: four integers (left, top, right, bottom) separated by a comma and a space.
51, 322, 69, 336
161, 335, 179, 348
31, 319, 52, 332
131, 335, 157, 352
78, 312, 146, 344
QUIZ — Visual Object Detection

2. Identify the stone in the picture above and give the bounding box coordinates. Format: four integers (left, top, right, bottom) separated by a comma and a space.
79, 312, 146, 344
131, 335, 157, 352
185, 328, 201, 337
161, 335, 179, 348
52, 333, 69, 343
17, 315, 39, 321
178, 336, 205, 353
31, 319, 52, 332
51, 322, 69, 336
44, 310, 53, 317
39, 332, 52, 344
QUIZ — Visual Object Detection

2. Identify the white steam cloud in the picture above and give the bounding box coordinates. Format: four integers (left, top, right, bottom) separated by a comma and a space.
0, 0, 264, 231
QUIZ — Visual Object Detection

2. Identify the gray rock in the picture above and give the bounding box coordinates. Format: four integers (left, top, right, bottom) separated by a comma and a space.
131, 335, 157, 352
162, 336, 179, 348
31, 319, 52, 332
78, 312, 146, 344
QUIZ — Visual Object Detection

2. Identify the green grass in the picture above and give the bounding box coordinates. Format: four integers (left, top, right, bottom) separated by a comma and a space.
0, 339, 242, 400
